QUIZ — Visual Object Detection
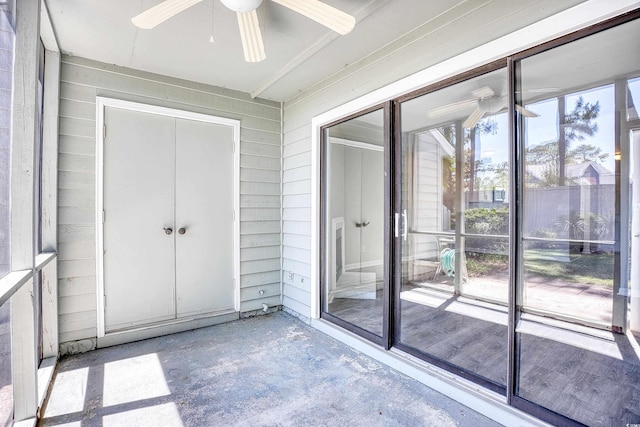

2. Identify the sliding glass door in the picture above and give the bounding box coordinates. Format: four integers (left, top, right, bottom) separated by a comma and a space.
321, 107, 388, 342
320, 11, 640, 427
395, 67, 510, 391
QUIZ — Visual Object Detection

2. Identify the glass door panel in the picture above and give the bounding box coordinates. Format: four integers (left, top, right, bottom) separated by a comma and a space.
397, 68, 509, 390
322, 109, 386, 338
515, 18, 640, 426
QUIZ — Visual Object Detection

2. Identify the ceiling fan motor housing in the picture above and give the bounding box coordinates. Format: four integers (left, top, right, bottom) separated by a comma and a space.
220, 0, 264, 13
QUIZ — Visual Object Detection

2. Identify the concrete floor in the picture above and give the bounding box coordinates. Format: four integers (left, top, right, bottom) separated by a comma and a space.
39, 312, 501, 427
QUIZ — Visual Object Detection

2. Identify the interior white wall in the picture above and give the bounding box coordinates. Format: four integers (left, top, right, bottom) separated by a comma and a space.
280, 0, 640, 320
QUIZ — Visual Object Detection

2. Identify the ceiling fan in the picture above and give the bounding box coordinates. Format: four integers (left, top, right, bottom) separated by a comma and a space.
428, 86, 539, 129
131, 0, 356, 63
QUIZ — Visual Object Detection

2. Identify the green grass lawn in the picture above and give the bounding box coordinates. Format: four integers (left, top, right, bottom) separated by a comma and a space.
466, 250, 614, 287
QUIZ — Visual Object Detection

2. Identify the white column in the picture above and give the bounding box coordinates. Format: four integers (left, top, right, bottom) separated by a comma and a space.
10, 0, 41, 422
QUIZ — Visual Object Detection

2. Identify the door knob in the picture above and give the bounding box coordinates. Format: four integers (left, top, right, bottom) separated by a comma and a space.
178, 227, 186, 235
164, 227, 173, 235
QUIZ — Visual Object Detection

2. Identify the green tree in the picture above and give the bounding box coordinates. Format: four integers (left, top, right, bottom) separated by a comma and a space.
525, 96, 600, 186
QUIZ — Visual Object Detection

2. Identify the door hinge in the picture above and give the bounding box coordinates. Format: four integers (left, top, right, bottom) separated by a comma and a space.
102, 210, 105, 224
103, 124, 107, 140
104, 294, 106, 308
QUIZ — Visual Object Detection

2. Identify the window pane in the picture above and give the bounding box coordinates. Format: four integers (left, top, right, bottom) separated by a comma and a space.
398, 68, 509, 390
0, 301, 11, 425
322, 109, 385, 338
515, 18, 640, 426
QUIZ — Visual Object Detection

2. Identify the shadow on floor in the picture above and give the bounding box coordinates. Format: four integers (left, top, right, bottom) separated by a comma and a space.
39, 312, 499, 427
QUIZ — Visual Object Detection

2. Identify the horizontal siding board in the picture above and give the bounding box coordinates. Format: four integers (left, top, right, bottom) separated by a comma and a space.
60, 294, 97, 315
58, 206, 94, 225
240, 194, 280, 209
240, 128, 280, 146
240, 271, 281, 288
282, 296, 310, 319
283, 283, 310, 307
240, 154, 280, 171
240, 233, 281, 248
282, 165, 311, 183
283, 194, 310, 208
59, 116, 95, 139
240, 168, 280, 183
58, 171, 94, 190
58, 259, 96, 279
59, 328, 97, 345
283, 124, 310, 146
283, 151, 311, 170
282, 139, 310, 158
283, 207, 310, 221
282, 180, 310, 196
240, 246, 280, 262
240, 296, 281, 312
58, 189, 95, 208
240, 182, 280, 196
58, 276, 97, 297
240, 258, 281, 275
58, 241, 96, 261
240, 208, 280, 221
58, 153, 94, 173
58, 225, 95, 244
282, 246, 311, 265
282, 221, 310, 236
58, 310, 96, 335
283, 234, 310, 251
240, 220, 281, 235
240, 141, 281, 158
283, 258, 311, 279
240, 283, 280, 301
59, 135, 95, 156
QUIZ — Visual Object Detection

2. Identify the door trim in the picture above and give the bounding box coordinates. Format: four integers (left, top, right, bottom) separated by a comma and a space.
95, 97, 241, 338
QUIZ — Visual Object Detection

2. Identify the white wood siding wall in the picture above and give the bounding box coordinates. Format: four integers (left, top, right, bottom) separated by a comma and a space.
280, 0, 586, 319
57, 56, 281, 345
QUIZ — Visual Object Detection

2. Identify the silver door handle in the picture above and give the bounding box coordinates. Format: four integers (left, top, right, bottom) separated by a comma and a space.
178, 227, 186, 235
164, 227, 173, 235
402, 210, 407, 241
394, 213, 399, 238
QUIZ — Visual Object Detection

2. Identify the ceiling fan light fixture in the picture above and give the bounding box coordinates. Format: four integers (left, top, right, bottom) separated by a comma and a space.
237, 9, 266, 62
132, 0, 203, 29
220, 0, 264, 13
271, 0, 355, 35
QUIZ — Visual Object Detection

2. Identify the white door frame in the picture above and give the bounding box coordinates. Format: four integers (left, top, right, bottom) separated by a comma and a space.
95, 97, 240, 338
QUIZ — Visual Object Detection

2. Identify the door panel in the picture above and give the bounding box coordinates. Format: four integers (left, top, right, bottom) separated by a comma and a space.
175, 119, 235, 316
103, 107, 176, 331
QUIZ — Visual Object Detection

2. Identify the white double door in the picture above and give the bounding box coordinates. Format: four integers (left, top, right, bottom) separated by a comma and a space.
103, 106, 235, 332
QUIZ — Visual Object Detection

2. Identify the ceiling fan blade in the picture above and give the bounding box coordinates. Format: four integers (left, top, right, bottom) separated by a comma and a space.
515, 104, 539, 117
237, 10, 266, 63
271, 0, 355, 35
463, 106, 485, 129
132, 0, 202, 29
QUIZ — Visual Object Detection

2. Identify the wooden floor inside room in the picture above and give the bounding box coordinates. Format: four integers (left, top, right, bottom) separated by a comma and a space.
326, 285, 640, 427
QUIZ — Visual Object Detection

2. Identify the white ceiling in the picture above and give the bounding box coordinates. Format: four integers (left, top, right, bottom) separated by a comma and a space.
44, 0, 471, 102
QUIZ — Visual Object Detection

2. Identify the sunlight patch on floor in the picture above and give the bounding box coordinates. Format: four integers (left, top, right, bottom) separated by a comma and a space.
103, 402, 183, 427
43, 367, 89, 417
103, 353, 170, 407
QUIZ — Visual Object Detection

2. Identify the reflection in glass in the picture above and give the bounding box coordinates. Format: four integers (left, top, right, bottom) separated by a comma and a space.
515, 18, 640, 426
323, 109, 385, 337
398, 68, 509, 389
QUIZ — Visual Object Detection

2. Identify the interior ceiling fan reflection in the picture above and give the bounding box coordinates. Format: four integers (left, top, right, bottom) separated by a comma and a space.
131, 0, 356, 63
428, 86, 539, 129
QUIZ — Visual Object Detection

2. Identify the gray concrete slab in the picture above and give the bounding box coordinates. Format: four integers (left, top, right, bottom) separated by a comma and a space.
39, 312, 502, 427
